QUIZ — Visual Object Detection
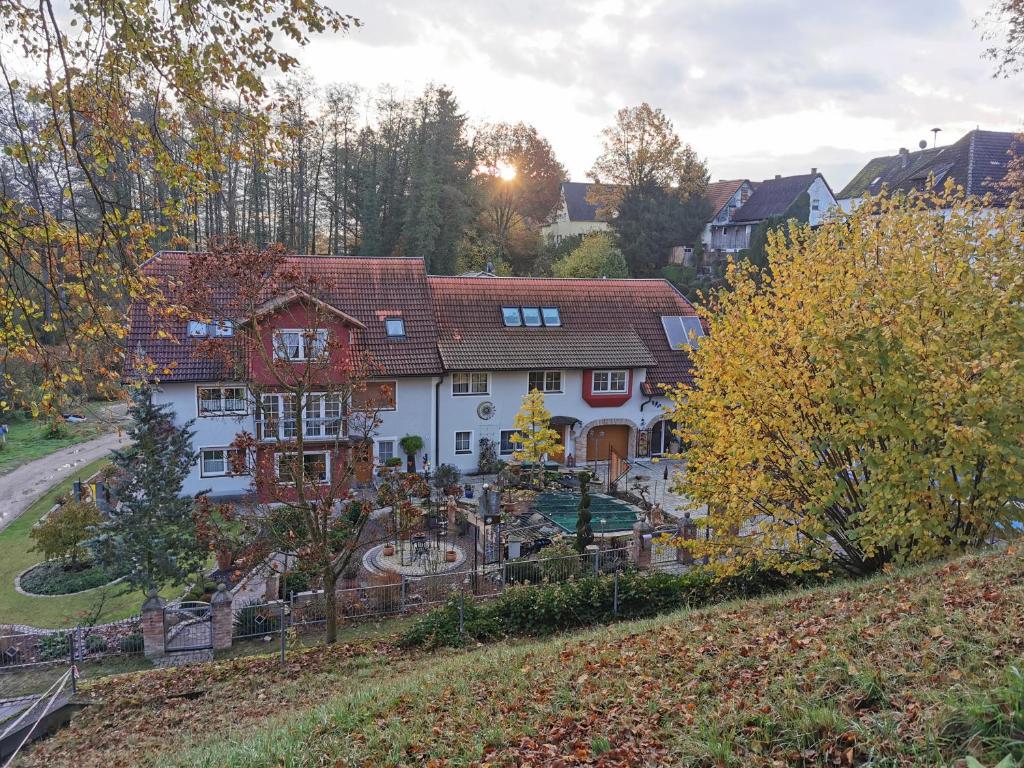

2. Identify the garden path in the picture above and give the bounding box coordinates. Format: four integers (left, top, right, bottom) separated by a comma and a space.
0, 432, 127, 534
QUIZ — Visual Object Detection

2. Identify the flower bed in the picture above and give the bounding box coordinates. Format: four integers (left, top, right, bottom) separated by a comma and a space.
19, 559, 126, 595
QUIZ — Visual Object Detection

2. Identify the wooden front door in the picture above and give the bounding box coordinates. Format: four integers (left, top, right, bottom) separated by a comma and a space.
586, 425, 630, 462
548, 426, 566, 464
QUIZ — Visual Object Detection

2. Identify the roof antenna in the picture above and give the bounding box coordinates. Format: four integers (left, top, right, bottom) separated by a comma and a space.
930, 127, 942, 148
918, 139, 928, 150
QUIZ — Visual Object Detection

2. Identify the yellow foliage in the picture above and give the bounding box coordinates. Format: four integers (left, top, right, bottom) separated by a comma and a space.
512, 389, 561, 465
665, 186, 1024, 577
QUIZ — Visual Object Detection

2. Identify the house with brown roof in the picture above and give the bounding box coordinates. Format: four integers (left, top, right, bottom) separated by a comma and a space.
705, 171, 836, 255
541, 181, 617, 243
130, 252, 703, 498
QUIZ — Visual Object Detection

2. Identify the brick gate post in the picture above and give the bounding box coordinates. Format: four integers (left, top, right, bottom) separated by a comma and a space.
676, 512, 698, 566
141, 590, 166, 659
210, 583, 233, 651
631, 519, 653, 570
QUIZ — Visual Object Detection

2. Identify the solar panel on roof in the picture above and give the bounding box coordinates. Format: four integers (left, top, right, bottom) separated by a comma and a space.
661, 315, 704, 350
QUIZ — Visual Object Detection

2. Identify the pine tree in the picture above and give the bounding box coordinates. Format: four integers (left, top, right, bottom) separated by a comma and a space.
89, 384, 204, 594
575, 472, 595, 553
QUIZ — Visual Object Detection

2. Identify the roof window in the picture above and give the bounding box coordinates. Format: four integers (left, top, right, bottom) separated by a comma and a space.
502, 307, 522, 326
385, 317, 406, 337
502, 306, 562, 327
541, 307, 561, 326
521, 307, 542, 327
661, 315, 705, 350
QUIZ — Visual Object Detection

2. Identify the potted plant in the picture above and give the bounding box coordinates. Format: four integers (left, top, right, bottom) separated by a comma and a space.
382, 456, 403, 475
445, 549, 457, 563
399, 434, 424, 473
433, 463, 461, 496
383, 542, 396, 557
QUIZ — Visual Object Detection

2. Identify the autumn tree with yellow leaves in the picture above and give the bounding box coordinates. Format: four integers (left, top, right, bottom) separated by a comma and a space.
665, 186, 1024, 577
512, 389, 561, 478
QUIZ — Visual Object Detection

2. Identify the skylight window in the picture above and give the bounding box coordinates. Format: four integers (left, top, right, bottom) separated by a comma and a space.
521, 307, 542, 327
502, 307, 522, 326
661, 315, 705, 350
385, 317, 405, 337
541, 307, 561, 326
187, 320, 209, 338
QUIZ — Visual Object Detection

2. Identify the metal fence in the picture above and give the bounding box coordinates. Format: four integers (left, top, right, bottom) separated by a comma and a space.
237, 546, 635, 639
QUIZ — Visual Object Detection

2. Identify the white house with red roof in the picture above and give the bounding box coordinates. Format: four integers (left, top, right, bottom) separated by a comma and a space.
129, 253, 704, 499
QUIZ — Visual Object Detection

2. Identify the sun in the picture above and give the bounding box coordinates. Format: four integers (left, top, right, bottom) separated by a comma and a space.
497, 161, 517, 181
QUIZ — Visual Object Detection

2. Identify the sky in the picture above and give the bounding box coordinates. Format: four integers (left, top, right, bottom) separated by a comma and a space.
292, 0, 1024, 192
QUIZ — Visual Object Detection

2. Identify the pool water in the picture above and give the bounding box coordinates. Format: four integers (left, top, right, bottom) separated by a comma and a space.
533, 491, 641, 533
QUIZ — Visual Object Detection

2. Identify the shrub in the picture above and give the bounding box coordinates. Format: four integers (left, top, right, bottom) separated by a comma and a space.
29, 500, 102, 565
401, 564, 823, 649
119, 633, 144, 654
38, 632, 71, 661
433, 463, 461, 492
478, 438, 501, 474
84, 634, 108, 653
283, 568, 313, 595
384, 456, 403, 468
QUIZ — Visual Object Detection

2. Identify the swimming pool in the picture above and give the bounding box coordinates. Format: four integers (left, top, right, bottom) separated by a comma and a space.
533, 491, 641, 534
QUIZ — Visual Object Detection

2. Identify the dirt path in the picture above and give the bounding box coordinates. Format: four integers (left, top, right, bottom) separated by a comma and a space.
0, 431, 127, 533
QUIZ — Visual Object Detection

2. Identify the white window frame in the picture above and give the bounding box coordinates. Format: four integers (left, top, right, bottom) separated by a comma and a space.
384, 317, 405, 337
275, 451, 331, 485
591, 370, 628, 394
273, 328, 329, 362
259, 393, 346, 441
304, 393, 345, 439
527, 370, 562, 394
454, 430, 473, 455
199, 447, 243, 478
375, 437, 397, 465
499, 429, 523, 456
452, 372, 489, 396
196, 385, 247, 416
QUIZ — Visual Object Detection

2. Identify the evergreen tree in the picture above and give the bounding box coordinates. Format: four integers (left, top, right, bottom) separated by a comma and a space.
611, 185, 711, 277
741, 192, 810, 274
575, 472, 595, 553
552, 232, 629, 278
89, 385, 204, 594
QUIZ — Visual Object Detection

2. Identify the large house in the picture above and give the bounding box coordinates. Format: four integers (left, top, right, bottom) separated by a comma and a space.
837, 129, 1021, 212
704, 171, 836, 255
130, 252, 703, 500
541, 181, 616, 243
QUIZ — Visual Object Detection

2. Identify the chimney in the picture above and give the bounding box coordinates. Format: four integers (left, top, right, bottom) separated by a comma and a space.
774, 174, 782, 180
898, 147, 909, 168
810, 167, 817, 175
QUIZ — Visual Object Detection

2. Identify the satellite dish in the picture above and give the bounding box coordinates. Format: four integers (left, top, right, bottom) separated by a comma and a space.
918, 139, 928, 150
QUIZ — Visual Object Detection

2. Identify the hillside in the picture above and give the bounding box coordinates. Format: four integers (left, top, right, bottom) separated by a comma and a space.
21, 548, 1024, 767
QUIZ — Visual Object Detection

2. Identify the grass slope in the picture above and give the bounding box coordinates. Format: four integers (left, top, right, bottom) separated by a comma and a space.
20, 549, 1024, 768
0, 414, 112, 476
0, 458, 177, 628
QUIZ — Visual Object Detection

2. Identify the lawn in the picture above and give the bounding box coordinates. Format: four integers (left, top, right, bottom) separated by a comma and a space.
0, 457, 178, 629
17, 547, 1024, 768
0, 408, 120, 476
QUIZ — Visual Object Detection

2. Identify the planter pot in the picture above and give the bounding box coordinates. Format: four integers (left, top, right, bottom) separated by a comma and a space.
445, 550, 457, 563
383, 544, 396, 557
216, 549, 233, 572
464, 484, 474, 499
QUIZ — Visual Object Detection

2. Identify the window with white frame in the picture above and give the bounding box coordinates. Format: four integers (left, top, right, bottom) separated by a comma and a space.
528, 370, 562, 393
454, 431, 472, 455
499, 429, 523, 456
377, 439, 396, 464
591, 370, 627, 394
273, 329, 328, 361
276, 451, 329, 485
304, 393, 344, 438
200, 447, 243, 477
197, 386, 246, 415
452, 372, 489, 396
384, 317, 405, 337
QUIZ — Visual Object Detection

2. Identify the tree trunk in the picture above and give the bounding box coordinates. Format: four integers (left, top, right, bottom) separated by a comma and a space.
323, 567, 339, 643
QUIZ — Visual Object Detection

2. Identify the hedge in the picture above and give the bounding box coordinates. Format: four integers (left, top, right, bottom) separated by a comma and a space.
400, 565, 827, 649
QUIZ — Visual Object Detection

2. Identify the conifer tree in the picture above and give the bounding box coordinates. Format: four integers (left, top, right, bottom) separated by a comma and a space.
512, 390, 560, 461
575, 472, 595, 553
89, 385, 204, 594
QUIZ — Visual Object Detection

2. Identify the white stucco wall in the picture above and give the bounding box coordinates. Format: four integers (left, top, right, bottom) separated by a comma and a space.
153, 381, 254, 499
807, 176, 838, 226
432, 368, 673, 473
369, 376, 437, 471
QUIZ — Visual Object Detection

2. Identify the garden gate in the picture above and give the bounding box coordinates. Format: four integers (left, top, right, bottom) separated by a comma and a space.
163, 601, 212, 652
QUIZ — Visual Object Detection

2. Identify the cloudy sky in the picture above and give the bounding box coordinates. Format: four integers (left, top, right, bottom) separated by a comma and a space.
295, 0, 1024, 191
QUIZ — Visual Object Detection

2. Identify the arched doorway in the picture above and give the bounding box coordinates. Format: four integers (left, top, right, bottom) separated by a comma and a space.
649, 419, 681, 457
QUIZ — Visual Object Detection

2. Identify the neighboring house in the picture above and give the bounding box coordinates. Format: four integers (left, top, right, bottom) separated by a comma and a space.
837, 129, 1021, 212
541, 181, 618, 242
698, 179, 755, 254
129, 253, 704, 499
705, 170, 836, 254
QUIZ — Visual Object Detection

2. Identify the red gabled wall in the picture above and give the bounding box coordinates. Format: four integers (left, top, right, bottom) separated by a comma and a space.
248, 302, 353, 388
582, 370, 633, 407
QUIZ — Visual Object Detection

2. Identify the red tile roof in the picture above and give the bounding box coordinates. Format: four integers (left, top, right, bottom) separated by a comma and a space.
705, 179, 746, 219
427, 276, 699, 389
129, 252, 443, 381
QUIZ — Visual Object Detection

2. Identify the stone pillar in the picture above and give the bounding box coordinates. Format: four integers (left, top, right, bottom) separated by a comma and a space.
264, 573, 280, 602
631, 519, 654, 570
141, 590, 166, 659
676, 512, 698, 565
210, 583, 233, 652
